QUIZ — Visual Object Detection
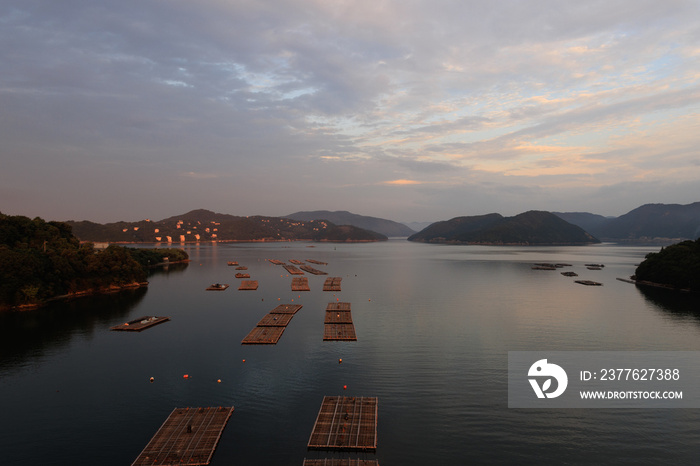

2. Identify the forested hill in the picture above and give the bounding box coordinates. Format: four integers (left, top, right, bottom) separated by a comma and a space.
0, 213, 186, 310
634, 239, 700, 292
285, 210, 415, 237
67, 209, 387, 243
408, 211, 599, 245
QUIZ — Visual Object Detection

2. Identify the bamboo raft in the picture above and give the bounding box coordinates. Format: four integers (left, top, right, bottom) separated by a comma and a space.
306, 259, 328, 265
256, 313, 295, 327
324, 302, 356, 341
131, 406, 234, 466
303, 460, 379, 466
292, 276, 311, 291
238, 280, 258, 290
268, 259, 285, 265
561, 271, 578, 277
323, 277, 342, 291
325, 311, 353, 324
301, 265, 328, 275
290, 259, 305, 265
241, 304, 303, 344
235, 273, 250, 279
270, 304, 304, 314
241, 326, 287, 344
111, 316, 170, 332
575, 280, 603, 286
284, 265, 305, 275
206, 283, 229, 291
307, 396, 378, 451
235, 266, 248, 270
227, 261, 239, 266
327, 302, 351, 311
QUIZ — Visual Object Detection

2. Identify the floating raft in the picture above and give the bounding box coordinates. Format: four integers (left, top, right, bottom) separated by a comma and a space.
270, 304, 303, 314
257, 313, 295, 327
284, 265, 305, 275
323, 277, 342, 291
290, 259, 305, 265
238, 280, 258, 290
111, 316, 170, 332
227, 261, 239, 266
241, 326, 286, 344
206, 283, 229, 291
301, 265, 327, 275
306, 259, 328, 265
132, 406, 234, 466
324, 324, 357, 341
235, 273, 250, 279
327, 302, 351, 311
561, 271, 578, 277
241, 304, 303, 344
303, 460, 379, 466
235, 266, 248, 270
268, 259, 285, 265
292, 276, 311, 291
307, 396, 378, 452
325, 311, 353, 324
575, 280, 603, 286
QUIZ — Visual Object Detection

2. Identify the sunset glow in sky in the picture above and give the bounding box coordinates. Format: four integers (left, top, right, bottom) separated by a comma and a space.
1, 1, 699, 223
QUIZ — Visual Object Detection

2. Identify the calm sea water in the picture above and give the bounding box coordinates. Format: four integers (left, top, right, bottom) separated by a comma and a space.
2, 240, 700, 465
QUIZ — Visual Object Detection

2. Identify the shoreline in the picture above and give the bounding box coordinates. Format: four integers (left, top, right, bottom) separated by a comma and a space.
4, 281, 149, 312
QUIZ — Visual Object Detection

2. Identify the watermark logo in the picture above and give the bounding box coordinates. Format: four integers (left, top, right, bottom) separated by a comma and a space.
528, 359, 568, 399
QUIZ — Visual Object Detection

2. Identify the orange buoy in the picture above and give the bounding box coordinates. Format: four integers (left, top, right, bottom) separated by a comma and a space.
217, 379, 222, 383
149, 377, 154, 382
343, 385, 347, 390
339, 358, 342, 364
242, 359, 246, 363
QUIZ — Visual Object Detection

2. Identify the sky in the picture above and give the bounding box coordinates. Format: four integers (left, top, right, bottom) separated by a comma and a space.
1, 0, 699, 224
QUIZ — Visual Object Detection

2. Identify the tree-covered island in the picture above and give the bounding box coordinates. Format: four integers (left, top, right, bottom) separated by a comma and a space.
633, 239, 700, 292
0, 213, 188, 310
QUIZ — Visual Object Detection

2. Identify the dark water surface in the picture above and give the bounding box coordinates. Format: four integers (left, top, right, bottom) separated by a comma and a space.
2, 240, 700, 465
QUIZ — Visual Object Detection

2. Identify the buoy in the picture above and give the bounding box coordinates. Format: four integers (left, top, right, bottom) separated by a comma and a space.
183, 374, 189, 379
150, 377, 154, 383
217, 379, 222, 383
242, 359, 246, 363
343, 385, 347, 390
339, 358, 342, 364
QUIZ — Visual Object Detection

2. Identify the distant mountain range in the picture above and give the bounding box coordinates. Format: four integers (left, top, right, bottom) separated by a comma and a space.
64, 202, 699, 245
407, 211, 599, 245
67, 209, 387, 243
554, 202, 700, 242
285, 210, 415, 237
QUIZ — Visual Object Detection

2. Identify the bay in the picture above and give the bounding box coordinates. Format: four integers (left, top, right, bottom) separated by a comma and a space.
1, 239, 700, 465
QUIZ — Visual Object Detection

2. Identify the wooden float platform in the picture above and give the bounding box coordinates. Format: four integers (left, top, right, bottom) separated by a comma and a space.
307, 259, 328, 265
290, 259, 305, 265
270, 304, 303, 314
227, 261, 239, 266
131, 406, 234, 466
284, 265, 305, 275
323, 277, 342, 291
111, 316, 170, 332
575, 280, 603, 286
206, 284, 229, 291
561, 271, 578, 277
324, 324, 357, 341
292, 276, 311, 291
301, 265, 327, 275
307, 396, 378, 451
235, 273, 250, 279
268, 259, 285, 265
303, 460, 379, 466
257, 313, 294, 327
235, 266, 248, 270
241, 326, 286, 344
238, 280, 258, 290
325, 311, 353, 324
327, 302, 352, 311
